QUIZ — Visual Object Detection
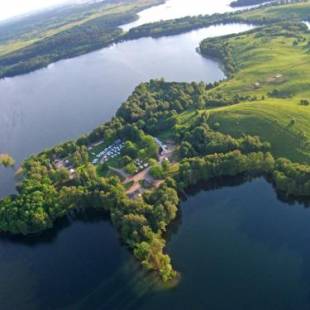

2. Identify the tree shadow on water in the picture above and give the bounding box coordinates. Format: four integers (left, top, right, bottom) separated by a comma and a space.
0, 207, 112, 247
166, 174, 310, 243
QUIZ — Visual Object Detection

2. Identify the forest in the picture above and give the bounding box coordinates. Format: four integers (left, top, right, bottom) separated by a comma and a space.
230, 0, 274, 7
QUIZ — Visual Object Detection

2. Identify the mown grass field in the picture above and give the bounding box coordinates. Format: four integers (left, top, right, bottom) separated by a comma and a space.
178, 22, 310, 163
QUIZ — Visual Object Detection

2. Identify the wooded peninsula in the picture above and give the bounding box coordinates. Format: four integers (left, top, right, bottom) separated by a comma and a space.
0, 0, 309, 282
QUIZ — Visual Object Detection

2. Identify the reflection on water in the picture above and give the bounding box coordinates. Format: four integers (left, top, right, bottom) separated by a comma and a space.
137, 178, 310, 310
1, 177, 310, 309
0, 209, 131, 310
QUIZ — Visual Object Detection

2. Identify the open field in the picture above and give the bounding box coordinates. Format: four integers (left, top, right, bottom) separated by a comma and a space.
208, 101, 310, 162
177, 22, 310, 163
205, 25, 310, 99
240, 0, 310, 22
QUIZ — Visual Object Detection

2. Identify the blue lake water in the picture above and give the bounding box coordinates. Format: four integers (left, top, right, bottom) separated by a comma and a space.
138, 178, 310, 310
3, 178, 309, 309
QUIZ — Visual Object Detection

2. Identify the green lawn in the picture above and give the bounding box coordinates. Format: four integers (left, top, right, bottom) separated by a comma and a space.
208, 100, 310, 163
240, 1, 310, 22
177, 23, 310, 163
209, 25, 310, 99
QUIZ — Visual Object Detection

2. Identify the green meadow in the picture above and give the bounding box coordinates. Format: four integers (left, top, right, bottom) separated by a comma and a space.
240, 1, 310, 22
179, 22, 310, 163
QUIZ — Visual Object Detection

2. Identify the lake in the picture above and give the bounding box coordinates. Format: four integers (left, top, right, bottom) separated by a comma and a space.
3, 178, 310, 309
137, 178, 310, 310
1, 0, 307, 309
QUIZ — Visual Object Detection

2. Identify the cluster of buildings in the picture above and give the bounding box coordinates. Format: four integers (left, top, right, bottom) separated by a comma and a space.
134, 158, 149, 171
54, 158, 76, 179
91, 139, 124, 165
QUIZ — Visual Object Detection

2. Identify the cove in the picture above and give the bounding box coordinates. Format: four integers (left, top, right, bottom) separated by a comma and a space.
136, 177, 310, 310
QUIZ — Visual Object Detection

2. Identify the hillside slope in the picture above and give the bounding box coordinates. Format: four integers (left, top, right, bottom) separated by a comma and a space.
197, 22, 310, 163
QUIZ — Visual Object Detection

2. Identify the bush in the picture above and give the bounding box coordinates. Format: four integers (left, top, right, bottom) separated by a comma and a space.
300, 99, 310, 106
125, 162, 138, 175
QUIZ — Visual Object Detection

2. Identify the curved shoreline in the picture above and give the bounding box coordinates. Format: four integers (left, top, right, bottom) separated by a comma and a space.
0, 0, 279, 80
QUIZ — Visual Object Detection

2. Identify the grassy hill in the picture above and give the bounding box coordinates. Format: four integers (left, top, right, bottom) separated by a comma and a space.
188, 22, 310, 163
240, 0, 310, 22
208, 101, 310, 163
201, 23, 310, 98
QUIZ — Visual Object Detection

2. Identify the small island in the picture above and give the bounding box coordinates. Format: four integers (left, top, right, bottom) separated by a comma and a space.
0, 154, 15, 167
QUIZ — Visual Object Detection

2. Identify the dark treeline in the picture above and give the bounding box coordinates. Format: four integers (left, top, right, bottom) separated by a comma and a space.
176, 151, 275, 189
200, 36, 237, 77
230, 0, 274, 7
0, 13, 130, 79
124, 0, 307, 40
177, 119, 271, 158
0, 0, 166, 79
124, 13, 252, 39
176, 151, 310, 197
123, 3, 285, 40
